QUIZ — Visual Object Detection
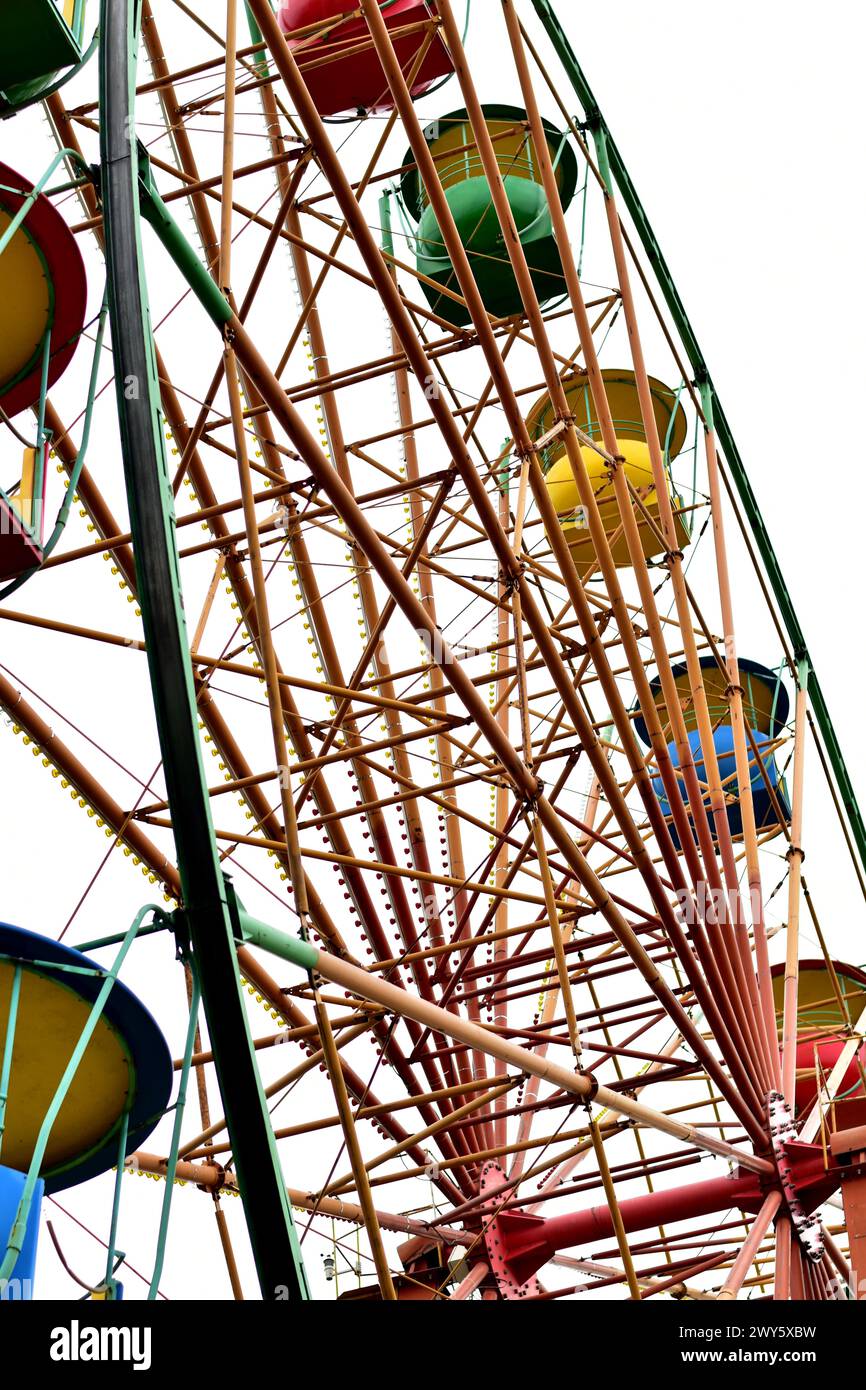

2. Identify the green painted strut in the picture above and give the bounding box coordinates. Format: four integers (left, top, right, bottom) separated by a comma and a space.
236, 909, 319, 974
531, 0, 866, 881
99, 0, 308, 1300
0, 149, 88, 258
136, 147, 232, 328
147, 962, 201, 1299
102, 1110, 129, 1298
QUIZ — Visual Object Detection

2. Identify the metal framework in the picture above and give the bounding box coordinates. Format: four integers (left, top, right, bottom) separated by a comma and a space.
0, 0, 864, 1302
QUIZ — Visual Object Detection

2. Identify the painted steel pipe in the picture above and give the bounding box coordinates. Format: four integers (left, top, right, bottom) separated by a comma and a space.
237, 0, 771, 1149
493, 1171, 765, 1289
237, 909, 774, 1176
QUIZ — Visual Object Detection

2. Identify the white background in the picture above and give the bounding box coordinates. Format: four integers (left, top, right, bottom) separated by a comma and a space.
2, 0, 865, 1301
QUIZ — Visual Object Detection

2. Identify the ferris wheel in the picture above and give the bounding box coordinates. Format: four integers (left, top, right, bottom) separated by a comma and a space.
0, 0, 864, 1306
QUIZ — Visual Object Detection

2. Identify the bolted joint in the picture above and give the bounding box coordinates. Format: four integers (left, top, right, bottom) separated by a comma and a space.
501, 567, 523, 595
580, 1070, 600, 1102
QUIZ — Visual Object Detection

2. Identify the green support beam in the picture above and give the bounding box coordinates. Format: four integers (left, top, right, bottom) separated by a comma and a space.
531, 0, 866, 881
98, 0, 309, 1300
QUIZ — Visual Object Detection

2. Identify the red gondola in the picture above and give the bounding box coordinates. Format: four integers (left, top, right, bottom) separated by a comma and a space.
0, 161, 86, 580
275, 1, 453, 117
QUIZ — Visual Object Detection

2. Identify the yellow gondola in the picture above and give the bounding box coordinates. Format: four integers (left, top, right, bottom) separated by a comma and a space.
528, 368, 690, 577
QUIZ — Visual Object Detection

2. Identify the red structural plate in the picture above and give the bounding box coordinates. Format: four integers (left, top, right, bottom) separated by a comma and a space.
0, 499, 43, 580
480, 1162, 545, 1300
0, 161, 87, 419
482, 1145, 841, 1292
276, 0, 453, 117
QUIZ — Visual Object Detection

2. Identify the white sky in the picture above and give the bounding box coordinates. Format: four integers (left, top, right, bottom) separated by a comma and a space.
2, 1, 865, 1302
